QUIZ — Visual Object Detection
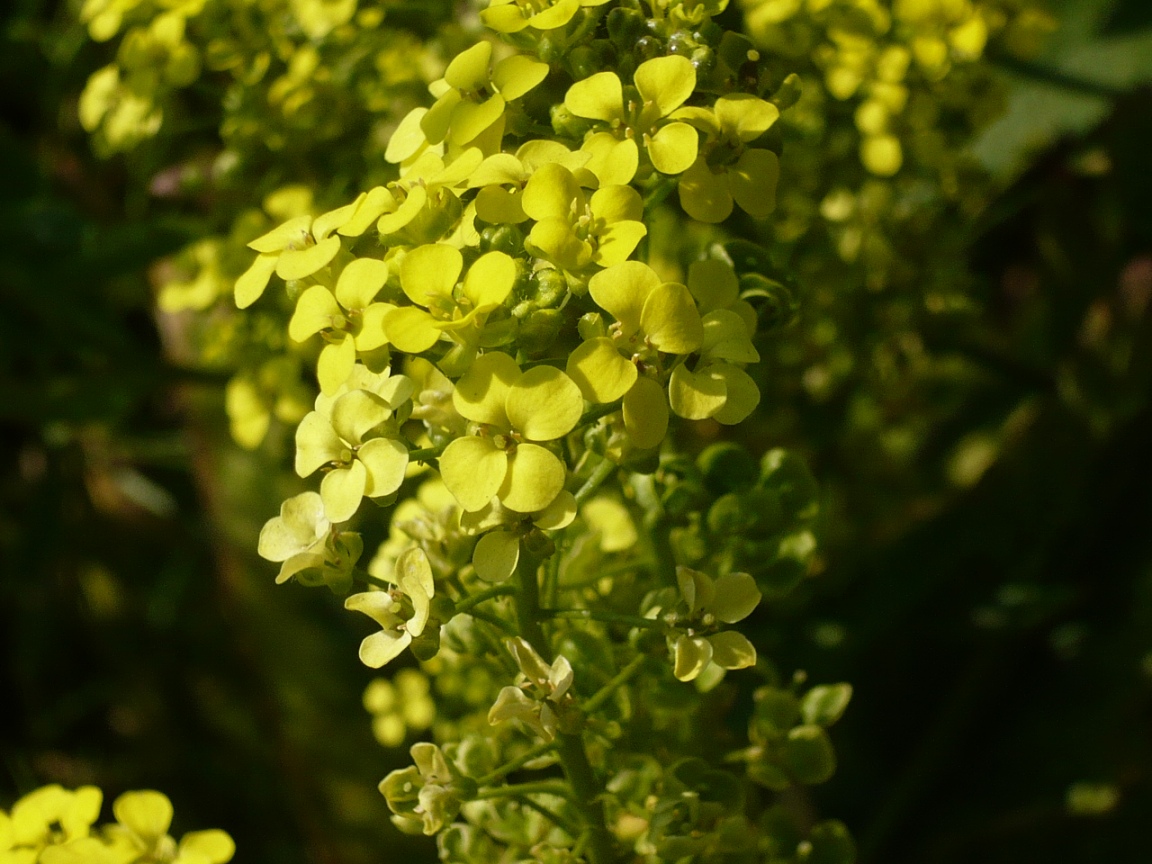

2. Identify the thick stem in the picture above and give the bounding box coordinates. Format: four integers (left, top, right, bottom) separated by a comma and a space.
575, 458, 618, 505
514, 551, 618, 864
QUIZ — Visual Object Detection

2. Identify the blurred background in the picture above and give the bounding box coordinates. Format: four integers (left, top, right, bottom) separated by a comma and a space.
2, 0, 1151, 861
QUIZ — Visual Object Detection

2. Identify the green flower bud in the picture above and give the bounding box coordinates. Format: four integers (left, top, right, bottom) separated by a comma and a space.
607, 7, 645, 47
697, 442, 758, 495
518, 309, 563, 354
479, 224, 525, 257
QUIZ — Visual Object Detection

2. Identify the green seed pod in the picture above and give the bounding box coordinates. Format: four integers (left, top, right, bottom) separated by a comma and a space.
518, 309, 563, 354
479, 223, 525, 257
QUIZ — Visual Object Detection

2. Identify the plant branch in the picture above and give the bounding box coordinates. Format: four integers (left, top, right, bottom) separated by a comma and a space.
583, 654, 650, 715
455, 583, 517, 613
542, 608, 663, 630
574, 458, 618, 505
477, 740, 559, 786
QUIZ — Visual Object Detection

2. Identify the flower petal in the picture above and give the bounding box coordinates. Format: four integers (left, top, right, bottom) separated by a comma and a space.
473, 530, 520, 582
321, 460, 367, 523
463, 251, 516, 310
505, 365, 584, 441
295, 412, 344, 477
566, 337, 637, 403
384, 306, 442, 354
235, 252, 278, 309
499, 443, 565, 513
640, 281, 703, 354
634, 55, 696, 118
668, 364, 726, 420
335, 258, 389, 311
711, 364, 760, 425
276, 235, 340, 281
400, 244, 463, 308
439, 435, 508, 512
359, 437, 410, 499
453, 351, 520, 427
711, 572, 762, 623
647, 121, 699, 174
588, 260, 659, 335
565, 71, 624, 122
623, 376, 669, 449
673, 634, 713, 682
730, 148, 779, 219
708, 630, 757, 671
289, 285, 341, 343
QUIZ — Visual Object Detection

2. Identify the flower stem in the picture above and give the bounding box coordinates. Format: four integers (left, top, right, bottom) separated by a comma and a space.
583, 653, 650, 716
454, 583, 517, 613
407, 443, 445, 463
576, 400, 623, 431
474, 780, 573, 801
466, 606, 517, 635
513, 794, 581, 838
543, 609, 663, 630
514, 551, 618, 864
477, 740, 558, 786
574, 458, 618, 505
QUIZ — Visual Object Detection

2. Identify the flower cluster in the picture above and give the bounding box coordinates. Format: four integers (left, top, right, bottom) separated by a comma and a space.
0, 786, 234, 864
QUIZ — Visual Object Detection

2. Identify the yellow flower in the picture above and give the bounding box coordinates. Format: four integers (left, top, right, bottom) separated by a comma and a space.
564, 55, 700, 185
522, 163, 647, 270
439, 352, 584, 513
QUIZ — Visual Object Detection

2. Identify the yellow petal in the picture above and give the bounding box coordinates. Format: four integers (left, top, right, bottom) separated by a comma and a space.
331, 389, 392, 446
335, 258, 389, 311
360, 628, 412, 668
384, 306, 442, 354
647, 121, 698, 174
400, 244, 462, 308
288, 285, 341, 343
522, 162, 582, 222
711, 364, 760, 425
248, 214, 311, 253
449, 95, 506, 146
711, 572, 761, 623
588, 260, 659, 335
505, 365, 584, 441
701, 309, 760, 363
385, 108, 429, 164
453, 350, 520, 427
533, 489, 577, 529
472, 530, 520, 582
463, 250, 516, 309
492, 54, 549, 100
295, 412, 343, 477
678, 157, 732, 223
730, 148, 779, 219
589, 184, 643, 223
529, 219, 591, 269
593, 219, 647, 267
498, 442, 565, 513
640, 281, 703, 354
623, 376, 669, 449
178, 830, 235, 864
673, 634, 713, 682
321, 460, 367, 523
668, 364, 726, 419
235, 252, 278, 309
359, 438, 410, 499
113, 790, 173, 841
634, 55, 696, 117
582, 132, 638, 186
439, 435, 508, 512
468, 153, 526, 187
444, 42, 492, 92
564, 71, 624, 122
566, 337, 637, 403
339, 186, 396, 236
714, 94, 779, 141
377, 184, 428, 235
687, 259, 739, 311
276, 235, 340, 281
317, 334, 357, 396
355, 302, 394, 352
708, 630, 757, 670
475, 186, 527, 223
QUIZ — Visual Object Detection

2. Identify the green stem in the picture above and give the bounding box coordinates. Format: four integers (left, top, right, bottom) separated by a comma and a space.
467, 606, 518, 635
455, 583, 517, 613
353, 569, 393, 591
477, 741, 559, 786
514, 552, 618, 864
407, 443, 445, 463
583, 654, 650, 715
555, 732, 616, 864
513, 794, 581, 838
574, 458, 618, 505
543, 609, 663, 630
474, 780, 574, 801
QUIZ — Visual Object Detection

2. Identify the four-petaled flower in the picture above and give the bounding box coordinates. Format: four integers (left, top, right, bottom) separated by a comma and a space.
670, 566, 762, 682
383, 244, 516, 355
345, 546, 436, 668
488, 637, 575, 740
673, 94, 781, 223
481, 0, 611, 34
523, 163, 647, 271
439, 351, 584, 514
565, 55, 700, 185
